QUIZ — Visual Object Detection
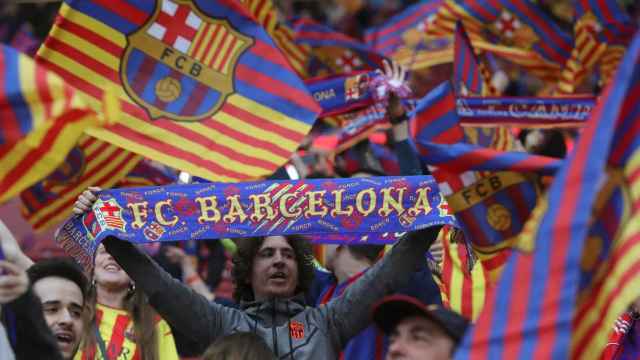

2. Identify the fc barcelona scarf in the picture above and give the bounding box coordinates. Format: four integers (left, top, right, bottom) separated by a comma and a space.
57, 176, 458, 270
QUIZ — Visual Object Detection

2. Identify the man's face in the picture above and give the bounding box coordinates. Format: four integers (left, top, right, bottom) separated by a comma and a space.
33, 277, 84, 360
251, 236, 299, 301
386, 315, 455, 360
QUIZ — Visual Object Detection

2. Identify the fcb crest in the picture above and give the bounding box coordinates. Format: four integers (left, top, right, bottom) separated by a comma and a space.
121, 0, 253, 121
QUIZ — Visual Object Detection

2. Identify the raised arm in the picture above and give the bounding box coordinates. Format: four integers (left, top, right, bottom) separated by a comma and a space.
74, 188, 240, 354
318, 226, 441, 347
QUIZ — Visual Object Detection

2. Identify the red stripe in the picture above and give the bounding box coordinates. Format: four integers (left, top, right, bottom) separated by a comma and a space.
35, 63, 53, 120
461, 263, 474, 318
508, 2, 572, 59
442, 239, 454, 305
33, 152, 139, 229
253, 0, 268, 25
106, 313, 131, 358
236, 64, 318, 111
209, 27, 230, 69
91, 0, 148, 26
43, 36, 120, 84
0, 109, 90, 193
190, 23, 210, 60
217, 36, 238, 73
370, 3, 440, 39
481, 249, 511, 273
221, 101, 304, 140
58, 17, 123, 58
500, 252, 534, 358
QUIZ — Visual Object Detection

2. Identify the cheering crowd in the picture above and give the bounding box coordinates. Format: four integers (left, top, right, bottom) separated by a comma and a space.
1, 0, 640, 359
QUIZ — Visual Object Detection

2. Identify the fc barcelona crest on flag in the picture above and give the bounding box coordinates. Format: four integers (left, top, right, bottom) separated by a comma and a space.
121, 0, 253, 121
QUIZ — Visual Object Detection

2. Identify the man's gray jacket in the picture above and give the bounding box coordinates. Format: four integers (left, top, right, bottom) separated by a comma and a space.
103, 227, 439, 359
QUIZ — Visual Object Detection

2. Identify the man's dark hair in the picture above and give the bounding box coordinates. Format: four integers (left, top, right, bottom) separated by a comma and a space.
27, 257, 88, 299
346, 244, 385, 264
232, 235, 315, 302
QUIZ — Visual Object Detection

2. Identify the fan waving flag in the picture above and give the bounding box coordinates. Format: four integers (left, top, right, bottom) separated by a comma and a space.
0, 44, 104, 204
38, 0, 321, 183
454, 30, 640, 360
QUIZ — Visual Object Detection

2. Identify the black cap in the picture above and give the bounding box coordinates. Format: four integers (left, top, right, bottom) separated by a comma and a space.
372, 295, 469, 343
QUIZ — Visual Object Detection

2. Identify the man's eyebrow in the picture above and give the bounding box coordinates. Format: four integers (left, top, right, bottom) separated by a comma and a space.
41, 300, 61, 306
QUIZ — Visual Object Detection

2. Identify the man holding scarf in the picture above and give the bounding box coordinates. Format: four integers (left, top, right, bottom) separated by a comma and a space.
73, 189, 443, 359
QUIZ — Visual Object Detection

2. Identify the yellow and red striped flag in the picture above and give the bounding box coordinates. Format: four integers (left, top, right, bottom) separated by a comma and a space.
0, 44, 104, 204
438, 227, 487, 321
20, 136, 141, 231
38, 0, 320, 183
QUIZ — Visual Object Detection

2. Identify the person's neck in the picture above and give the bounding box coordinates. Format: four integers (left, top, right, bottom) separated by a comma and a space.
334, 255, 371, 284
96, 284, 128, 309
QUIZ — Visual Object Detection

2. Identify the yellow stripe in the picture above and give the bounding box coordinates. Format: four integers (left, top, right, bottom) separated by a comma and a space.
17, 56, 46, 130
42, 45, 274, 176
470, 265, 486, 320
227, 94, 310, 134
211, 31, 234, 70
203, 25, 228, 66
27, 144, 141, 226
447, 244, 464, 313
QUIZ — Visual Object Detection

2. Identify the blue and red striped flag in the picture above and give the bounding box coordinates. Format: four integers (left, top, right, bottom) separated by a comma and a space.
115, 159, 177, 188
38, 0, 320, 183
0, 44, 104, 204
454, 30, 640, 360
453, 22, 487, 96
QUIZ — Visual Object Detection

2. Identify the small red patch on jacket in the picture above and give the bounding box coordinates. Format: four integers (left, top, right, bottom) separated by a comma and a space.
289, 320, 305, 340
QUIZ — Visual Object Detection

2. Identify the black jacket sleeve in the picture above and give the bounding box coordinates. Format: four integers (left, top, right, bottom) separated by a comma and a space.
3, 289, 64, 360
394, 139, 423, 176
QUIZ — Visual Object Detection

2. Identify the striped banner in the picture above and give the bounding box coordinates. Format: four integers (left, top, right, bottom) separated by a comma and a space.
454, 30, 640, 360
20, 136, 141, 232
0, 44, 103, 204
426, 0, 573, 81
38, 0, 320, 183
454, 22, 490, 96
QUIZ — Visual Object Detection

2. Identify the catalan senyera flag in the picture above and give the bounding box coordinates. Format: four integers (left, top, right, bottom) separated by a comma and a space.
557, 0, 636, 94
364, 0, 453, 71
38, 0, 320, 183
439, 226, 488, 321
427, 0, 573, 81
412, 82, 539, 282
454, 30, 640, 360
20, 136, 142, 231
0, 44, 104, 204
240, 0, 310, 77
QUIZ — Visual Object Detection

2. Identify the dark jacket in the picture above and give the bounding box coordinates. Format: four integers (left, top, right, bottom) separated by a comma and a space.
2, 289, 64, 360
103, 227, 439, 359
